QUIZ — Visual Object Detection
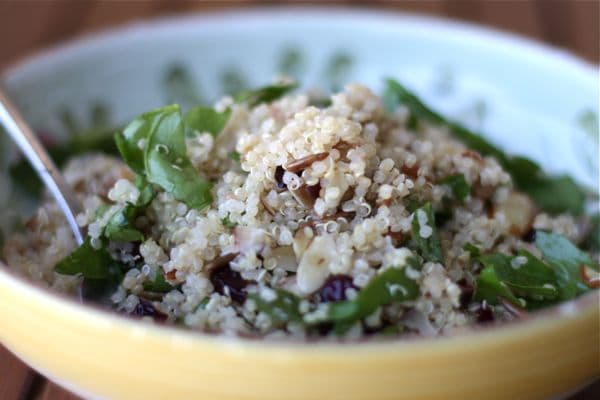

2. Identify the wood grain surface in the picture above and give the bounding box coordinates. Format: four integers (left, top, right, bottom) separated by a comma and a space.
0, 1, 598, 399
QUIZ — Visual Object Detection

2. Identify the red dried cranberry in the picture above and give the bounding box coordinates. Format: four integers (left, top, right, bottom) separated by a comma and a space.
316, 275, 356, 302
275, 165, 286, 190
210, 264, 249, 303
475, 302, 495, 324
457, 279, 474, 309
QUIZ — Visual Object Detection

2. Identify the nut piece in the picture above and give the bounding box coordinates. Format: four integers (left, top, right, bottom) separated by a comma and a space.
494, 191, 535, 236
293, 226, 314, 260
284, 152, 329, 173
580, 265, 600, 289
297, 234, 336, 294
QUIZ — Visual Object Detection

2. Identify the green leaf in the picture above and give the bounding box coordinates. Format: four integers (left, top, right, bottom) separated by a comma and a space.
250, 289, 304, 328
473, 233, 596, 309
328, 266, 420, 327
474, 259, 522, 306
143, 105, 213, 210
184, 106, 231, 138
135, 175, 155, 207
104, 204, 144, 242
115, 108, 168, 175
382, 78, 588, 215
143, 271, 174, 293
440, 173, 470, 201
55, 238, 123, 280
234, 82, 298, 107
491, 250, 559, 300
411, 203, 443, 263
535, 231, 596, 299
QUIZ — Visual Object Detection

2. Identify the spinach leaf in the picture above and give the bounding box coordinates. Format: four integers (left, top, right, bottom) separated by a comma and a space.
184, 106, 231, 138
490, 250, 559, 300
55, 238, 124, 280
234, 82, 298, 107
411, 203, 443, 263
473, 259, 522, 306
104, 203, 144, 242
115, 105, 213, 210
535, 231, 596, 299
250, 289, 304, 328
143, 271, 175, 293
473, 232, 596, 308
135, 175, 155, 207
383, 78, 587, 215
440, 173, 470, 201
115, 108, 168, 175
328, 266, 420, 327
143, 105, 213, 210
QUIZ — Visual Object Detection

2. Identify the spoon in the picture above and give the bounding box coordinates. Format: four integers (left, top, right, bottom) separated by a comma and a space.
0, 88, 84, 246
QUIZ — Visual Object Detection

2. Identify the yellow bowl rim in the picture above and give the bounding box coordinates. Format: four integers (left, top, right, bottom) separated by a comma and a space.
1, 7, 598, 357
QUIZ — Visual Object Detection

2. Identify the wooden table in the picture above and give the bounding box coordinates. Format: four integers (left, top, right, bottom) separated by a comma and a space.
0, 1, 598, 399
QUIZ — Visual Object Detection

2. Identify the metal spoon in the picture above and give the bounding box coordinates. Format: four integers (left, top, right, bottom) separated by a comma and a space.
0, 88, 84, 246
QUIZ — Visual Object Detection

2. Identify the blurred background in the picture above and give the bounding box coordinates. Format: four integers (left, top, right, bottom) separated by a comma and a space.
0, 1, 598, 400
0, 0, 598, 71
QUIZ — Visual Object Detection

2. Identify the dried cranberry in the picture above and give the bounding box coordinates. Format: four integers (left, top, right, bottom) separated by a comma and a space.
475, 303, 495, 324
316, 275, 356, 302
401, 163, 419, 180
132, 299, 167, 321
275, 165, 286, 190
457, 279, 474, 309
210, 264, 249, 303
522, 228, 537, 243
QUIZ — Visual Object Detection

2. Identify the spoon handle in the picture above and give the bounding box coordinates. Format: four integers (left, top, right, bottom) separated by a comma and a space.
0, 89, 84, 245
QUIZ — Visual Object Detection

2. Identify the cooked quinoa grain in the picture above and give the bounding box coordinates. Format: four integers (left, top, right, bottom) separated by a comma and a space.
3, 81, 598, 340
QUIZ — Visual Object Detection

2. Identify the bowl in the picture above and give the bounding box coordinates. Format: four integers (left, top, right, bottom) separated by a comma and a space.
0, 8, 598, 400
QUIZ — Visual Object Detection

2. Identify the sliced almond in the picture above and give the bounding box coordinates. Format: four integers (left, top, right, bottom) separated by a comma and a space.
290, 183, 321, 208
204, 253, 239, 273
297, 235, 336, 294
293, 226, 314, 260
270, 246, 298, 272
499, 297, 528, 319
284, 152, 329, 173
260, 195, 276, 216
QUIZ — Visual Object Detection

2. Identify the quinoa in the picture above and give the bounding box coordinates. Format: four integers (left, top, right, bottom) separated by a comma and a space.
2, 82, 598, 340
